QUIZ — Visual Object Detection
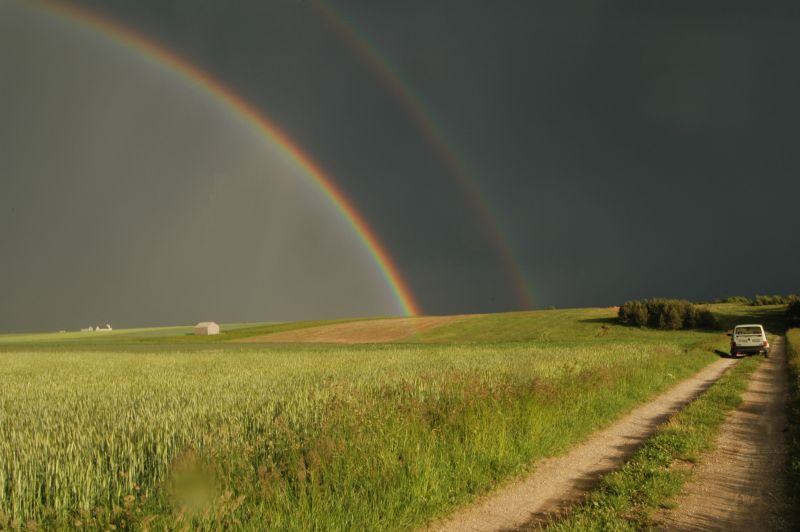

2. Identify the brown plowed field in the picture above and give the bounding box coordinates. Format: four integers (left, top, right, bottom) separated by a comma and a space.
240, 315, 475, 344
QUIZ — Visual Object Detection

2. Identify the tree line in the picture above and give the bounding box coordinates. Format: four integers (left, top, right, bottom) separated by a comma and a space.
618, 299, 717, 330
714, 294, 799, 306
620, 295, 800, 330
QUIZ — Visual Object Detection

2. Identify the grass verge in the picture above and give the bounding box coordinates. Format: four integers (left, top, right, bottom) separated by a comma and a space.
544, 355, 762, 531
786, 330, 800, 521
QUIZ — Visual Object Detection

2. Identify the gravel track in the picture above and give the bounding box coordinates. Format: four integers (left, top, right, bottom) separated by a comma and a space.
652, 337, 795, 531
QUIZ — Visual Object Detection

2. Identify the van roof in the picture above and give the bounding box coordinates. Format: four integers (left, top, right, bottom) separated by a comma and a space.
734, 324, 764, 329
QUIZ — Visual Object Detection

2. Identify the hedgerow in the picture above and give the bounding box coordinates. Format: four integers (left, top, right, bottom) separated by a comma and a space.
618, 299, 717, 330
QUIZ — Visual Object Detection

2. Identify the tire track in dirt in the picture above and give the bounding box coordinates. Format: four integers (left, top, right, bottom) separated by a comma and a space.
427, 356, 737, 532
651, 337, 795, 531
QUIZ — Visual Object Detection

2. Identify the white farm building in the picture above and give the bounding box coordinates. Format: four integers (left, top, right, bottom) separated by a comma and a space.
194, 322, 220, 336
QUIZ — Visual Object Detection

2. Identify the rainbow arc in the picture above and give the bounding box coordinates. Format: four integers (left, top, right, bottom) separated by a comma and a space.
315, 3, 534, 309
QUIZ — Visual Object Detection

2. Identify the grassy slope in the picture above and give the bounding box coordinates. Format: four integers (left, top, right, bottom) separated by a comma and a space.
707, 303, 788, 334
403, 307, 718, 345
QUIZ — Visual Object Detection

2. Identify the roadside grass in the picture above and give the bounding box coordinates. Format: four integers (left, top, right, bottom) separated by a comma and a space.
786, 329, 800, 520
543, 354, 761, 531
0, 335, 722, 530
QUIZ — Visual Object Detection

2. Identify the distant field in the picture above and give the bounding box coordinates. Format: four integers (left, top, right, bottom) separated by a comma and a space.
0, 304, 776, 529
0, 318, 367, 345
3, 304, 782, 347
0, 323, 255, 344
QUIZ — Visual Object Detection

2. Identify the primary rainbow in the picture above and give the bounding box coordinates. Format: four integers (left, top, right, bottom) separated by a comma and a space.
34, 0, 421, 317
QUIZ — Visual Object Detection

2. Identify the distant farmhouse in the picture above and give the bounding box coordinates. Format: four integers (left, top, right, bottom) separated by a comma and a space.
194, 322, 220, 336
80, 324, 112, 332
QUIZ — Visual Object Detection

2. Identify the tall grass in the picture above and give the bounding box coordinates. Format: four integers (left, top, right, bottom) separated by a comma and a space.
786, 329, 800, 520
0, 339, 718, 529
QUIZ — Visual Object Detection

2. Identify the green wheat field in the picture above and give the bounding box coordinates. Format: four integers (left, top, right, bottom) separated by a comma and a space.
1, 305, 776, 530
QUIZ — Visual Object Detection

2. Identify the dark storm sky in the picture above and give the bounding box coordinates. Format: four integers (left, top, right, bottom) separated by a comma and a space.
2, 0, 800, 332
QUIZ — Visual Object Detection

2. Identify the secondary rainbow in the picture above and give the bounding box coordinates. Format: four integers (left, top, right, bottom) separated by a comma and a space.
35, 0, 421, 316
314, 3, 535, 310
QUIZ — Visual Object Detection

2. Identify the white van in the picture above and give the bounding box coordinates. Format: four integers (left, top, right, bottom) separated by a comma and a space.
730, 324, 770, 358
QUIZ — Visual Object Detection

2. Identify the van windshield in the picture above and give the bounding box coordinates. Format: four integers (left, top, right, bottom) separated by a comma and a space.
735, 326, 762, 335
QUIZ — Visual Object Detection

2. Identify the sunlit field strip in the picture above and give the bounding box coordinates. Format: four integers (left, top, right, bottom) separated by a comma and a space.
0, 335, 720, 529
0, 323, 266, 344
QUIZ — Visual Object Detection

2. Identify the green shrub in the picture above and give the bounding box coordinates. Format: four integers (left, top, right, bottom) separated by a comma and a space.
618, 299, 717, 330
788, 300, 800, 328
697, 308, 718, 329
722, 296, 753, 305
683, 305, 700, 329
752, 294, 799, 306
755, 295, 787, 306
646, 299, 692, 330
660, 306, 684, 330
618, 300, 649, 327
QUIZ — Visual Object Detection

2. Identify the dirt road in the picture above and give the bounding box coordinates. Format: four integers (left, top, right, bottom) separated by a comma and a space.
652, 337, 795, 531
428, 356, 738, 532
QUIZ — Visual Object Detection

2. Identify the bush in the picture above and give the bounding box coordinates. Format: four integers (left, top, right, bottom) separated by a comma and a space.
618, 299, 717, 330
697, 308, 718, 329
683, 305, 700, 329
788, 300, 800, 328
721, 296, 753, 305
618, 300, 648, 327
754, 294, 788, 306
660, 306, 684, 330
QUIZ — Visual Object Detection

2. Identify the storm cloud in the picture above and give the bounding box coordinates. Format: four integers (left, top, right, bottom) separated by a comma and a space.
2, 1, 799, 332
